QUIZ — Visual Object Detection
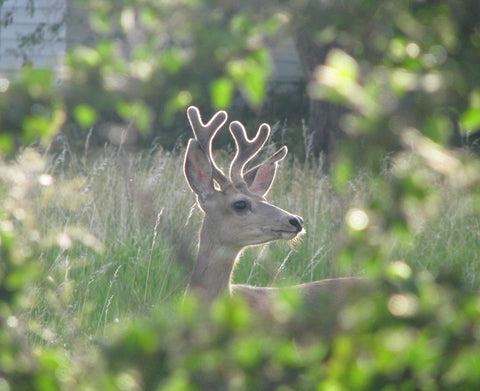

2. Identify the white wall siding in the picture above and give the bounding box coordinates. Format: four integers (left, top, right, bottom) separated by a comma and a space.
271, 39, 304, 83
0, 0, 66, 73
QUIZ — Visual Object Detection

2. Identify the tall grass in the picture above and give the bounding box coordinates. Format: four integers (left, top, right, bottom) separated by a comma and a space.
29, 145, 480, 344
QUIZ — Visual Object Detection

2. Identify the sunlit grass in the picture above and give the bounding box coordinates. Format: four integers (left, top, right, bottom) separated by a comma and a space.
30, 146, 480, 343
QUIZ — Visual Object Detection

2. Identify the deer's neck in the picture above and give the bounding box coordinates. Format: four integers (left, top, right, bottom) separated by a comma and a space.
186, 219, 241, 302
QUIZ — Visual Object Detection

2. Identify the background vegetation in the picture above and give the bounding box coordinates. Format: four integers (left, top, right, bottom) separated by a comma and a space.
1, 0, 480, 390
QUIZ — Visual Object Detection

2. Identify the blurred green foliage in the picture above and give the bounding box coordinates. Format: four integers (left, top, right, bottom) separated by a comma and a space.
1, 0, 480, 389
0, 68, 63, 153
1, 0, 479, 154
101, 273, 480, 390
58, 0, 293, 149
0, 150, 70, 390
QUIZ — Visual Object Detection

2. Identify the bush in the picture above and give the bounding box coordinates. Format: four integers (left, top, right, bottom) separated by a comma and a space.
101, 270, 480, 391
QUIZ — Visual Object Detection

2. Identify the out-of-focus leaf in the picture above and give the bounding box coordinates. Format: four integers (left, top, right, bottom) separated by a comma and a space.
325, 49, 358, 81
160, 48, 187, 74
210, 77, 234, 109
0, 133, 14, 155
423, 115, 452, 145
332, 157, 353, 190
116, 101, 152, 132
22, 107, 66, 145
74, 104, 98, 128
227, 48, 271, 108
461, 108, 480, 134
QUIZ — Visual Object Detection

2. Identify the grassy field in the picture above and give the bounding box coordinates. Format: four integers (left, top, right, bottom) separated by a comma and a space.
28, 145, 480, 346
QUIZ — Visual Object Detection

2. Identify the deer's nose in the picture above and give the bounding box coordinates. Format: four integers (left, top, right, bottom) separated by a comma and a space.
289, 216, 303, 232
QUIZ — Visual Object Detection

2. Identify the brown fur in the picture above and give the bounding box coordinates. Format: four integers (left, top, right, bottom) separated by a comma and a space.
183, 106, 362, 321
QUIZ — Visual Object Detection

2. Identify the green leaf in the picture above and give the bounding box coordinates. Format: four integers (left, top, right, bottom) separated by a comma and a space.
423, 115, 452, 145
242, 65, 267, 107
72, 45, 101, 67
74, 104, 98, 128
22, 107, 65, 144
460, 108, 480, 133
325, 49, 358, 81
210, 77, 234, 109
333, 157, 353, 190
0, 133, 14, 155
227, 49, 271, 108
160, 48, 186, 74
116, 101, 152, 132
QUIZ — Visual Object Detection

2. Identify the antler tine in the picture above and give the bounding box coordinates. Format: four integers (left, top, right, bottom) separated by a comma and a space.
229, 121, 270, 185
187, 106, 230, 187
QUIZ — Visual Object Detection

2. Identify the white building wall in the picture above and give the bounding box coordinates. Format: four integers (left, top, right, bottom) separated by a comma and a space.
270, 39, 304, 83
0, 0, 66, 74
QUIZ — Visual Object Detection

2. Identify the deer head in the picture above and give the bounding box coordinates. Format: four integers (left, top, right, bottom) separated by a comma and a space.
183, 106, 365, 313
183, 106, 303, 301
184, 106, 303, 249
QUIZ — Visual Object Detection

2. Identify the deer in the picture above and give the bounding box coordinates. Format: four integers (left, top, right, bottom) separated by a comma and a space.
183, 106, 362, 315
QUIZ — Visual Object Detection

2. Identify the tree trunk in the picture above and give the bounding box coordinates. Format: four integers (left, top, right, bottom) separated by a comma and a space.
294, 29, 346, 162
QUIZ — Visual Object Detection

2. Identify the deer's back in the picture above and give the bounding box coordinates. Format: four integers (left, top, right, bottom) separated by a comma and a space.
231, 277, 364, 311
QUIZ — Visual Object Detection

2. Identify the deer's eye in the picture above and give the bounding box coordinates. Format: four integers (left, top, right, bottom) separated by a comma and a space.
232, 200, 248, 211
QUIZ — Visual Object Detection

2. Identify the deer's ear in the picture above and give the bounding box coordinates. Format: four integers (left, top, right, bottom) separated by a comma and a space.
184, 139, 215, 200
246, 162, 278, 196
245, 146, 287, 196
